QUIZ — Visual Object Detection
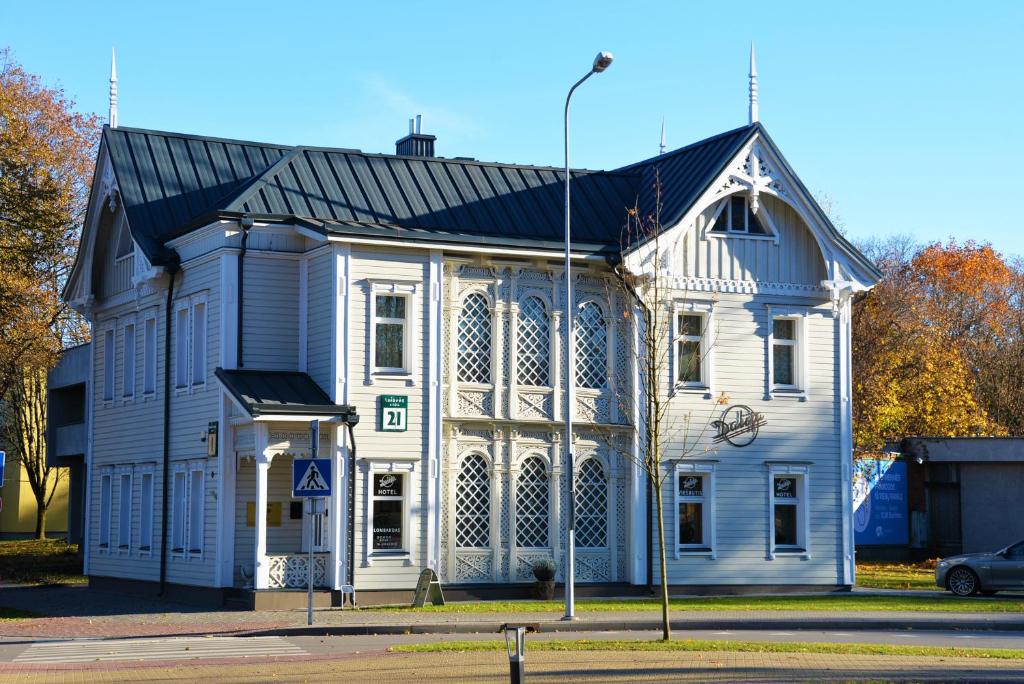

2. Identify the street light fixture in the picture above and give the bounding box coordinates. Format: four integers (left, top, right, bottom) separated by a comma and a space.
563, 50, 613, 621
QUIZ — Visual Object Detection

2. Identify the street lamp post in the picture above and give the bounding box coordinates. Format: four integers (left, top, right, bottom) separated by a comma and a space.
563, 51, 613, 621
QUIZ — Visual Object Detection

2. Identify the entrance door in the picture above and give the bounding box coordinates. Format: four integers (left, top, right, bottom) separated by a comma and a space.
301, 499, 330, 553
991, 541, 1024, 588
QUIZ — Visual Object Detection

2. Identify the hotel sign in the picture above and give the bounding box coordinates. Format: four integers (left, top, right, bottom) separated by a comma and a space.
712, 405, 766, 447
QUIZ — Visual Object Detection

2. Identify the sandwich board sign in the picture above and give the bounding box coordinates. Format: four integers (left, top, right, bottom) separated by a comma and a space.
293, 458, 332, 498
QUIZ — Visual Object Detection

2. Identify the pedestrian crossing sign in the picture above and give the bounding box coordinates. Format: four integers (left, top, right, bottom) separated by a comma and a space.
292, 458, 332, 498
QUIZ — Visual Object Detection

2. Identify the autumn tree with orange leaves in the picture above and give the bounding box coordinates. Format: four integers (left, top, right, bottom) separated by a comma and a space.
0, 48, 99, 536
852, 237, 1022, 450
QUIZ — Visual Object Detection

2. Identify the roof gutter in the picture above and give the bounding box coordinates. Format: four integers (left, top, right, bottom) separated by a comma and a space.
237, 216, 253, 368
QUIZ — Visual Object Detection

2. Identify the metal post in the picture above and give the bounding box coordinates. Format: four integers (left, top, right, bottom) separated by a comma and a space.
307, 499, 315, 626
563, 69, 593, 622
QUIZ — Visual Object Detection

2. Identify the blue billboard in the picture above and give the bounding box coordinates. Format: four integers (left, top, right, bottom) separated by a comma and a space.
853, 457, 909, 546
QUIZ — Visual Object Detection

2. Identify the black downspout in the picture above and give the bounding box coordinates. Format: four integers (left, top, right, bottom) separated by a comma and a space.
237, 216, 253, 368
158, 254, 181, 596
346, 422, 357, 588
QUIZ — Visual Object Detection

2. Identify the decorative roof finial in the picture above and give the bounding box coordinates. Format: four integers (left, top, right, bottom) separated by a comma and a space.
659, 118, 667, 155
748, 42, 758, 125
109, 48, 118, 129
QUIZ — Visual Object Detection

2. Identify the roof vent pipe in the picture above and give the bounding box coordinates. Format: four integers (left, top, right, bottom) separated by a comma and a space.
396, 114, 436, 157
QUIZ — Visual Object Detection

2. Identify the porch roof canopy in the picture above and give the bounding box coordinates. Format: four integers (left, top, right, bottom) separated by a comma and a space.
215, 368, 349, 419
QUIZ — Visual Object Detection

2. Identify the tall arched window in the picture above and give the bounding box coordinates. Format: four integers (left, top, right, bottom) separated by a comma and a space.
516, 456, 550, 548
458, 293, 492, 384
456, 454, 491, 548
575, 459, 608, 548
576, 302, 608, 389
517, 296, 550, 386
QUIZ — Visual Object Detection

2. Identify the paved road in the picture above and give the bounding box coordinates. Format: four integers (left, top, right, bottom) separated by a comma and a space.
1, 627, 1022, 664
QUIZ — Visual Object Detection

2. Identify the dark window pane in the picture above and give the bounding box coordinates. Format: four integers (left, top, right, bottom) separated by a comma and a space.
678, 341, 701, 383
748, 209, 768, 234
376, 295, 406, 319
680, 314, 701, 337
372, 499, 403, 550
773, 319, 794, 340
375, 323, 404, 368
679, 503, 703, 545
730, 196, 747, 231
774, 504, 798, 546
678, 474, 703, 497
773, 345, 794, 385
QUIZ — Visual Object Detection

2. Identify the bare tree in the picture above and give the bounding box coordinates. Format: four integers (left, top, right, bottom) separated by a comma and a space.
594, 179, 724, 641
2, 365, 64, 538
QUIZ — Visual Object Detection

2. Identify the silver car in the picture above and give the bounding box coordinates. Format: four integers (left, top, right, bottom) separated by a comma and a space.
936, 539, 1024, 596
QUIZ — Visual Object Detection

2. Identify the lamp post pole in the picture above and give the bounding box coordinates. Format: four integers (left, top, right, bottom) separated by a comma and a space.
563, 51, 613, 622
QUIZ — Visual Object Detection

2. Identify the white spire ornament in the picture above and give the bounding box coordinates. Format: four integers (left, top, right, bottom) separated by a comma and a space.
109, 48, 118, 129
659, 118, 667, 155
748, 42, 758, 125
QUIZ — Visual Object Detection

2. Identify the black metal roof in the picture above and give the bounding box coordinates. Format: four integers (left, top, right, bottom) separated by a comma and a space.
215, 368, 348, 417
102, 124, 764, 263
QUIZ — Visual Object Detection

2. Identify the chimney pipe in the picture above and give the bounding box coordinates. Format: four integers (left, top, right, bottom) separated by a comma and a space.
396, 114, 436, 157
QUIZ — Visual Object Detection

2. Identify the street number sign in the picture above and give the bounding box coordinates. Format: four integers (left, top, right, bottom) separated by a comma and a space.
380, 395, 408, 432
293, 458, 332, 498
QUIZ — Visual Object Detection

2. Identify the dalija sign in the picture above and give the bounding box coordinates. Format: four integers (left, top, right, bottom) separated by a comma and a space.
711, 405, 766, 447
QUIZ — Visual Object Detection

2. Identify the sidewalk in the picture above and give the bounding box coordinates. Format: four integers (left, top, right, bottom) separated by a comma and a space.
1, 584, 1022, 640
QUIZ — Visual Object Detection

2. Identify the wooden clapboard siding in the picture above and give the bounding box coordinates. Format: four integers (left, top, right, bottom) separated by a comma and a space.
681, 195, 827, 285
306, 248, 333, 393
658, 293, 843, 584
241, 255, 299, 370
347, 247, 431, 590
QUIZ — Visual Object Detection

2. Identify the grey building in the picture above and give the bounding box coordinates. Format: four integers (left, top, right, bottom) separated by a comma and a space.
46, 343, 90, 547
901, 438, 1024, 556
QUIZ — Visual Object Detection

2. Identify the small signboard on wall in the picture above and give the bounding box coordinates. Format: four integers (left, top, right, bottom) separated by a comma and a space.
207, 422, 218, 458
379, 395, 408, 432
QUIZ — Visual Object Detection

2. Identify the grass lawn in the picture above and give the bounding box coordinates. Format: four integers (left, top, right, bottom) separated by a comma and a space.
392, 638, 1024, 660
0, 538, 85, 585
385, 593, 1023, 613
856, 559, 938, 591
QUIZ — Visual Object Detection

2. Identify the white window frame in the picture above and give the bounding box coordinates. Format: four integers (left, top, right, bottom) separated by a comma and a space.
766, 306, 809, 400
98, 470, 112, 551
674, 462, 717, 558
190, 298, 207, 387
514, 454, 552, 550
366, 281, 418, 382
102, 324, 116, 403
364, 463, 415, 564
456, 289, 493, 387
766, 462, 811, 559
706, 193, 780, 244
187, 464, 206, 557
121, 320, 136, 400
170, 465, 187, 554
116, 469, 133, 552
575, 300, 609, 391
138, 468, 154, 555
673, 301, 714, 394
174, 302, 189, 390
143, 312, 157, 396
516, 293, 553, 388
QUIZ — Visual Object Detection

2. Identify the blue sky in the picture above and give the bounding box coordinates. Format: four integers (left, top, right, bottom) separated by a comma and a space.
7, 1, 1023, 256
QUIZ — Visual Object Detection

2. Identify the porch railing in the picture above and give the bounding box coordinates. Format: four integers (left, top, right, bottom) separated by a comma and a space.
267, 553, 330, 589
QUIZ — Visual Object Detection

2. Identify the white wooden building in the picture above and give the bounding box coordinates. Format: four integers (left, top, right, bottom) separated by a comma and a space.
63, 61, 879, 606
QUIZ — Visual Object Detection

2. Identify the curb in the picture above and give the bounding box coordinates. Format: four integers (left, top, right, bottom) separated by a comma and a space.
248, 616, 1024, 638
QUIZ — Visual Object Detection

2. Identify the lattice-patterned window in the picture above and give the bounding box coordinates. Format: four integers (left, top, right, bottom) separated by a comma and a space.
456, 454, 491, 548
517, 296, 550, 387
515, 456, 550, 548
576, 302, 608, 389
575, 458, 608, 548
458, 293, 492, 384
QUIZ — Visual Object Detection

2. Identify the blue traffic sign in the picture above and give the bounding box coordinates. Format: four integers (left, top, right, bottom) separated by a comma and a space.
293, 458, 332, 498
0, 451, 5, 489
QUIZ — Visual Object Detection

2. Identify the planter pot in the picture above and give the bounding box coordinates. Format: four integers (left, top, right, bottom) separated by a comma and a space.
534, 580, 556, 600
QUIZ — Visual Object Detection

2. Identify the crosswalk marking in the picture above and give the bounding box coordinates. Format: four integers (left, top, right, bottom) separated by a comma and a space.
14, 636, 307, 664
